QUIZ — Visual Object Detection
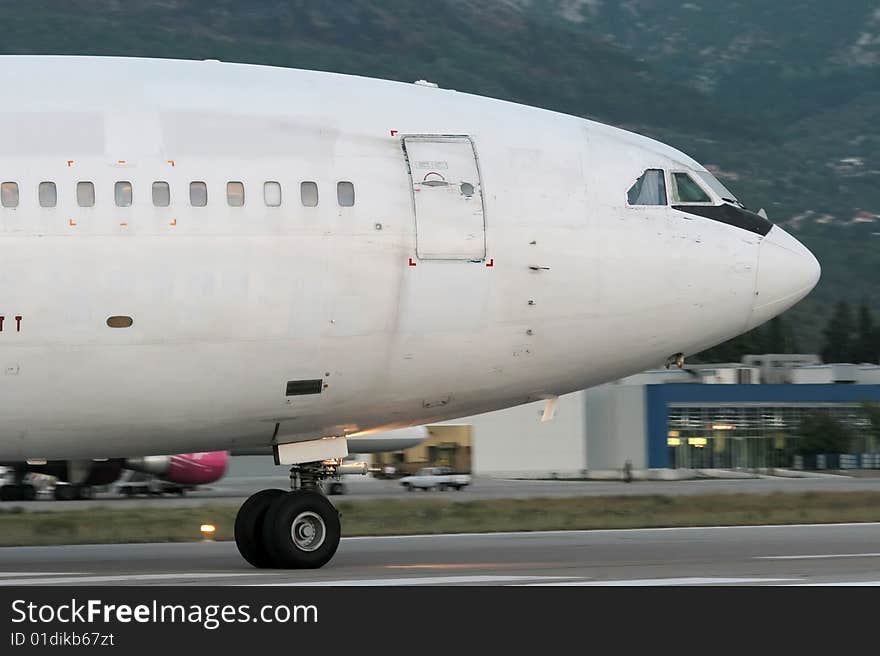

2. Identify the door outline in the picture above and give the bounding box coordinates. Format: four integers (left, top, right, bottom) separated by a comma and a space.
400, 134, 487, 261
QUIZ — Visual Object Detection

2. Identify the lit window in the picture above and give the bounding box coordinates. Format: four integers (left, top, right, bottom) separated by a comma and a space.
301, 181, 318, 207
1, 182, 19, 208
626, 169, 666, 206
152, 181, 170, 207
190, 181, 207, 207
672, 172, 711, 204
264, 181, 282, 207
77, 182, 95, 207
38, 182, 57, 208
337, 181, 355, 207
227, 181, 245, 207
115, 181, 133, 207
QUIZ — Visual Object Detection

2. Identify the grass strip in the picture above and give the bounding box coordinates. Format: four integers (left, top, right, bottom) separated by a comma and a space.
2, 491, 880, 547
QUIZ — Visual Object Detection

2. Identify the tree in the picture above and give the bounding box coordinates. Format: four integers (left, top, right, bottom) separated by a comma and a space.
796, 412, 852, 455
820, 300, 855, 363
853, 303, 878, 364
862, 403, 880, 453
693, 314, 800, 363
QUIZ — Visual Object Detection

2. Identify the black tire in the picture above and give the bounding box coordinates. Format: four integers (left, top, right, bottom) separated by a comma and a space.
262, 490, 341, 569
0, 485, 21, 501
54, 485, 75, 501
21, 484, 36, 501
403, 483, 413, 492
75, 485, 94, 500
235, 489, 286, 569
121, 486, 134, 497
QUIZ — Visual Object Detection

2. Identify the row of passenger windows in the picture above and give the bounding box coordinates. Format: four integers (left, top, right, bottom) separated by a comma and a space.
0, 180, 356, 209
626, 169, 714, 207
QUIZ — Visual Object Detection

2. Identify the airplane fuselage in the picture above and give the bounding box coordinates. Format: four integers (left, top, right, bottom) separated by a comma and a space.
0, 57, 818, 461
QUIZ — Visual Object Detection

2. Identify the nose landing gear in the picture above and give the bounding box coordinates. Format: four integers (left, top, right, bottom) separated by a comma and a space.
234, 461, 342, 569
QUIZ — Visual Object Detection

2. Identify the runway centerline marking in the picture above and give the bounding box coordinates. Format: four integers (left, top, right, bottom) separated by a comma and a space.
252, 575, 578, 586
786, 581, 880, 586
757, 552, 880, 560
0, 573, 261, 586
383, 563, 546, 570
0, 572, 86, 577
341, 521, 880, 541
523, 577, 803, 586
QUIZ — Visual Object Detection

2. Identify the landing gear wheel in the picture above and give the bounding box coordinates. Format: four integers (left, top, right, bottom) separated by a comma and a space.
0, 485, 21, 501
262, 490, 341, 569
76, 485, 94, 500
327, 482, 345, 495
235, 489, 286, 569
20, 484, 36, 501
53, 485, 75, 501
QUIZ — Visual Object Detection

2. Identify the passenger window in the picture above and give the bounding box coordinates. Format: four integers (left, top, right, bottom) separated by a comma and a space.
152, 181, 170, 207
77, 182, 95, 207
190, 181, 208, 207
672, 172, 711, 204
626, 169, 666, 206
301, 181, 318, 207
227, 181, 245, 207
1, 182, 19, 208
337, 181, 355, 207
39, 182, 57, 208
115, 181, 133, 207
264, 181, 282, 207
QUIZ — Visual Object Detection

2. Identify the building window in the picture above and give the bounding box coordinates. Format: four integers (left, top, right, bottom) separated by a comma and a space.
227, 181, 245, 207
300, 181, 318, 207
152, 181, 170, 207
190, 181, 208, 207
627, 169, 666, 206
115, 181, 133, 207
264, 181, 282, 207
38, 182, 57, 208
337, 181, 355, 207
77, 182, 95, 207
1, 182, 19, 208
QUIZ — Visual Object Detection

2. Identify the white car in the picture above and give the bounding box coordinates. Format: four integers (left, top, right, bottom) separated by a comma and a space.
399, 467, 471, 492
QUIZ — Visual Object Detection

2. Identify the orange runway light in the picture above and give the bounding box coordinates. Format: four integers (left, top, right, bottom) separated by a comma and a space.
200, 523, 217, 541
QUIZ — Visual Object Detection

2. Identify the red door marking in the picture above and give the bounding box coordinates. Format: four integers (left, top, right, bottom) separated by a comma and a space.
14, 316, 21, 332
0, 316, 4, 331
408, 258, 417, 267
390, 130, 398, 137
486, 259, 494, 267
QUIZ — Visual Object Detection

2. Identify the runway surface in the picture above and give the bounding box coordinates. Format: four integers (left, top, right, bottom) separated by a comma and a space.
2, 522, 880, 586
9, 473, 880, 511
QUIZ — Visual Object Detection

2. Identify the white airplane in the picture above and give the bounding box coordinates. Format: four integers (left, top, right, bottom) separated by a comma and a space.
0, 56, 819, 569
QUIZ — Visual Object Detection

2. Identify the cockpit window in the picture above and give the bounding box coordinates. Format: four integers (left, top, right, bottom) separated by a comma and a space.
671, 172, 712, 204
627, 169, 667, 206
695, 171, 740, 205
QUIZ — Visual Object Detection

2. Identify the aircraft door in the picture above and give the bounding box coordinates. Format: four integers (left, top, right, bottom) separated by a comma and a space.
402, 136, 486, 261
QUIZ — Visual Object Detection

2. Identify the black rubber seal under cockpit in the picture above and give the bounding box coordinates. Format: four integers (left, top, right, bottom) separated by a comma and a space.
672, 204, 773, 237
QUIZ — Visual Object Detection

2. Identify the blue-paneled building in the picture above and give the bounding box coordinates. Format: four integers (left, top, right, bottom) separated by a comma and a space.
585, 359, 880, 471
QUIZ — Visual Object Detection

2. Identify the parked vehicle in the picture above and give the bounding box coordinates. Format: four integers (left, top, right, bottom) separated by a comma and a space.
399, 467, 471, 492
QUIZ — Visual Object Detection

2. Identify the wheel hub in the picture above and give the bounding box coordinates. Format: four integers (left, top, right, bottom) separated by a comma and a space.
290, 511, 326, 552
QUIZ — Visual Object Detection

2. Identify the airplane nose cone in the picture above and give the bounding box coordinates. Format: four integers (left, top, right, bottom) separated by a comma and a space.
747, 225, 821, 329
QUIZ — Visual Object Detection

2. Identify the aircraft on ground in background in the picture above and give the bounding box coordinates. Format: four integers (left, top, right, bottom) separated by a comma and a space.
0, 451, 229, 500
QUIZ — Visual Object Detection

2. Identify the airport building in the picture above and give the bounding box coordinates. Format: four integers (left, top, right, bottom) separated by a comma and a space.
415, 355, 880, 478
